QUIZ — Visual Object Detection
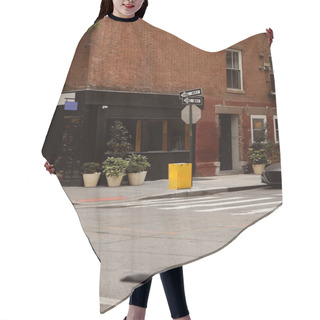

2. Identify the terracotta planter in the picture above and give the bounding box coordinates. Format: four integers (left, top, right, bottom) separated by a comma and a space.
106, 174, 124, 187
252, 164, 266, 175
83, 172, 101, 187
128, 171, 147, 186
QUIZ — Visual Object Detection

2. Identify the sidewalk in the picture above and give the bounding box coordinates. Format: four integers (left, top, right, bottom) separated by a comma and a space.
63, 174, 265, 206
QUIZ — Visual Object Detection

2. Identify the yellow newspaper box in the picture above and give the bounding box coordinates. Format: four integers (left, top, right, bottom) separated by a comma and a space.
168, 163, 192, 189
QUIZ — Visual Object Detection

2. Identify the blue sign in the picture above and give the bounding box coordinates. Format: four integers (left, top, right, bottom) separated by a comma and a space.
64, 101, 78, 111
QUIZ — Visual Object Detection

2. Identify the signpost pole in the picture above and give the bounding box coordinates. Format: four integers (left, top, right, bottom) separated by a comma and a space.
189, 105, 193, 178
180, 88, 203, 183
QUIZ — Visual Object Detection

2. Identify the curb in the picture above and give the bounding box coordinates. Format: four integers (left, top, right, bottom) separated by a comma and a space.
133, 184, 265, 201
72, 184, 266, 206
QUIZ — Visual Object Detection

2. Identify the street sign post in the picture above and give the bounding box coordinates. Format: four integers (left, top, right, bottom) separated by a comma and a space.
179, 88, 204, 179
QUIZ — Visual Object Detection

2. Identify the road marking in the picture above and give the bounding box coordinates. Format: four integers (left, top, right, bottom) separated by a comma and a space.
231, 207, 278, 215
158, 197, 274, 210
132, 197, 245, 209
196, 201, 282, 212
77, 196, 127, 202
122, 195, 221, 206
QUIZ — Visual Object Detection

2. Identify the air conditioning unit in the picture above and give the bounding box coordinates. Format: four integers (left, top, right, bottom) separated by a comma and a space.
263, 62, 271, 70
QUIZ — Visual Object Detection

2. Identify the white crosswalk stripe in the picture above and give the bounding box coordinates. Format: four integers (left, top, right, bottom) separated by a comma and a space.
132, 196, 245, 209
121, 195, 222, 206
158, 197, 274, 210
196, 201, 282, 212
86, 192, 282, 215
231, 207, 281, 215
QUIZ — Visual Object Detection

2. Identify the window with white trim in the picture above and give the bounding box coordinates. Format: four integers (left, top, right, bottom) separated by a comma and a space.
273, 115, 279, 143
226, 50, 243, 90
251, 115, 267, 143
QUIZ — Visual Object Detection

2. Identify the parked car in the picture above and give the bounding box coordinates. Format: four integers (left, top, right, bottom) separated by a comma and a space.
261, 162, 282, 187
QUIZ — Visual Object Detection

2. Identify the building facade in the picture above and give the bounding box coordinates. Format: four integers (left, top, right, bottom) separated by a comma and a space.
42, 17, 278, 185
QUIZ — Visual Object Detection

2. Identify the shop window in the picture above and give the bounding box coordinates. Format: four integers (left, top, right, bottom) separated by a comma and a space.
141, 120, 163, 151
106, 118, 188, 153
106, 118, 136, 151
169, 119, 188, 151
55, 115, 82, 178
226, 49, 243, 90
251, 115, 267, 143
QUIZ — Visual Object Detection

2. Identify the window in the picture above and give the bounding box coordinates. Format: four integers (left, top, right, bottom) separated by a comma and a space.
169, 119, 188, 151
226, 50, 243, 90
251, 115, 267, 143
146, 120, 164, 151
106, 118, 189, 153
273, 115, 279, 143
269, 56, 276, 94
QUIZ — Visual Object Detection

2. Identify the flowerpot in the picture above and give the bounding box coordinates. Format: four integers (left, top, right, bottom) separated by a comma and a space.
128, 171, 147, 186
83, 172, 101, 187
106, 174, 124, 187
252, 164, 266, 175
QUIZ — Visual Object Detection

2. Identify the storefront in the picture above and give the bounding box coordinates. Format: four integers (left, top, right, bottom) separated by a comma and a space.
45, 89, 196, 185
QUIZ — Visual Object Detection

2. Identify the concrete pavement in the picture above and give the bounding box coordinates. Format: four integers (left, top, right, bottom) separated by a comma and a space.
62, 174, 265, 206
73, 184, 280, 313
60, 174, 280, 313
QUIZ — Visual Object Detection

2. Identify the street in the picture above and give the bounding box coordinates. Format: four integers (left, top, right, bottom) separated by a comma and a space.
73, 187, 282, 311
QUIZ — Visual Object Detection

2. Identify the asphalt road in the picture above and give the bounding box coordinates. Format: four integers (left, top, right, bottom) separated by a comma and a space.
73, 187, 282, 312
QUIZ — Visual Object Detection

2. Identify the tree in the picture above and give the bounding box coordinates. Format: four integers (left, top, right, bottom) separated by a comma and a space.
106, 120, 133, 158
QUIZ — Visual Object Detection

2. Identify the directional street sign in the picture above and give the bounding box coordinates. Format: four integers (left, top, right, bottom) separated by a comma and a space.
179, 88, 202, 99
182, 96, 203, 106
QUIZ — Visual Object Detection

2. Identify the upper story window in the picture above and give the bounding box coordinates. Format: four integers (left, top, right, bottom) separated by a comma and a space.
226, 49, 243, 90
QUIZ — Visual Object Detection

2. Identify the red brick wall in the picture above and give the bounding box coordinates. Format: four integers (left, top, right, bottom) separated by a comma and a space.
63, 18, 278, 176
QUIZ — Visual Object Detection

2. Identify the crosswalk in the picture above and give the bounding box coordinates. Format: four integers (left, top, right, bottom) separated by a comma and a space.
104, 192, 283, 216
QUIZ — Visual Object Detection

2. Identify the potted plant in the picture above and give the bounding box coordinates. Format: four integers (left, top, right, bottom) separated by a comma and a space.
106, 120, 133, 158
126, 154, 151, 186
102, 157, 129, 187
82, 162, 101, 187
247, 147, 269, 175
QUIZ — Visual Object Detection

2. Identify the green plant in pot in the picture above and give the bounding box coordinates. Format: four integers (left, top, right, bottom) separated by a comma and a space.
82, 162, 101, 187
247, 147, 269, 175
106, 120, 133, 158
126, 154, 151, 186
102, 157, 129, 187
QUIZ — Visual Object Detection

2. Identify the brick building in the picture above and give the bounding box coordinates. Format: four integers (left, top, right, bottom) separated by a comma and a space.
43, 16, 278, 185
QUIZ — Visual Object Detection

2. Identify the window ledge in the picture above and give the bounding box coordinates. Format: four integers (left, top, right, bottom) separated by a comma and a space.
226, 89, 246, 94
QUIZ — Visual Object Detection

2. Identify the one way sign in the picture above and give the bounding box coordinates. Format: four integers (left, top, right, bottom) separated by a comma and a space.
179, 88, 202, 99
182, 96, 203, 105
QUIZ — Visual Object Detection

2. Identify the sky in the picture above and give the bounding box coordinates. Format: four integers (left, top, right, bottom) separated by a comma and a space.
1, 0, 319, 319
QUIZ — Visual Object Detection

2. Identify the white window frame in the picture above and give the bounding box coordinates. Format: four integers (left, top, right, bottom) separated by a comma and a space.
273, 115, 279, 143
226, 49, 243, 91
250, 115, 267, 144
